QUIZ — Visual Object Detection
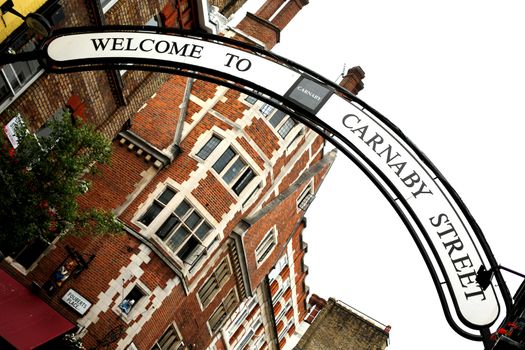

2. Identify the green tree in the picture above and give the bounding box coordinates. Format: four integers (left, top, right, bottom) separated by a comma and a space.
0, 112, 122, 258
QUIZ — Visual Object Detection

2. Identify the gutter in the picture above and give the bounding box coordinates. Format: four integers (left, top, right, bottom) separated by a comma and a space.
262, 276, 280, 350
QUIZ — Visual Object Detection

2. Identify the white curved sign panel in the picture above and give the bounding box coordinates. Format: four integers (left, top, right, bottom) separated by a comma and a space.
42, 29, 501, 333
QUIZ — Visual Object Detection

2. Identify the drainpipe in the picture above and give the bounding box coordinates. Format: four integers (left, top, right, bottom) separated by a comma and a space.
171, 77, 194, 159
262, 276, 280, 350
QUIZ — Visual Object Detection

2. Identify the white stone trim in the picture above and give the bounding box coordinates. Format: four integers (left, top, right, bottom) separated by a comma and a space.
116, 277, 180, 349
77, 244, 157, 329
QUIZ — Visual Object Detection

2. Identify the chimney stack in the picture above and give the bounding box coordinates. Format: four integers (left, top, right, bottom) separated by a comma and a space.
255, 0, 287, 20
270, 0, 309, 30
235, 0, 309, 49
339, 66, 365, 95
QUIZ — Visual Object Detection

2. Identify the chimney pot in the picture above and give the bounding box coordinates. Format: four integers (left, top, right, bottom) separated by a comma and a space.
340, 66, 366, 95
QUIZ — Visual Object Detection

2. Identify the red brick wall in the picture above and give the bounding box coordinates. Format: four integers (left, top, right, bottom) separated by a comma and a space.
270, 0, 308, 30
255, 0, 287, 20
192, 171, 236, 222
79, 143, 151, 212
244, 116, 281, 158
235, 13, 280, 49
1, 0, 190, 140
130, 74, 188, 150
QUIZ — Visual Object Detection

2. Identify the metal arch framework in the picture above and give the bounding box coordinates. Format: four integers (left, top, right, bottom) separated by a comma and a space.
5, 26, 513, 342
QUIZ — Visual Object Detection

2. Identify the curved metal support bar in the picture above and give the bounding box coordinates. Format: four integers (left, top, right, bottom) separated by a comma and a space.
26, 26, 512, 340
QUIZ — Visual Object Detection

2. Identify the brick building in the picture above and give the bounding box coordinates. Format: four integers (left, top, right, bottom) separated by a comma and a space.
0, 1, 369, 349
0, 0, 217, 137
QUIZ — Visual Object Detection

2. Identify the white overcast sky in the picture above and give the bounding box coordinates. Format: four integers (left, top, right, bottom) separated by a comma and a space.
231, 1, 525, 349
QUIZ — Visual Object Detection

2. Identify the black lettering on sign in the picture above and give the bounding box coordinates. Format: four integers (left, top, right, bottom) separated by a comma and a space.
224, 53, 252, 72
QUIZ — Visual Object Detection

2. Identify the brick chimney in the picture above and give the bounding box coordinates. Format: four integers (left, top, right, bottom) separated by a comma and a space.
255, 0, 287, 20
270, 0, 309, 30
235, 0, 309, 49
305, 293, 327, 323
339, 66, 365, 95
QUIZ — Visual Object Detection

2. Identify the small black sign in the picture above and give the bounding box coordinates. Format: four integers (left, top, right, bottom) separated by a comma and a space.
285, 75, 333, 113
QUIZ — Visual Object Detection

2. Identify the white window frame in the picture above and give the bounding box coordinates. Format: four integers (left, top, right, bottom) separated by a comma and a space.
255, 228, 277, 267
191, 132, 261, 201
208, 289, 238, 334
275, 299, 293, 325
244, 94, 258, 105
212, 146, 256, 196
259, 104, 302, 144
0, 40, 44, 113
268, 253, 289, 281
198, 257, 232, 309
259, 103, 275, 117
134, 185, 219, 272
272, 278, 291, 305
227, 295, 259, 337
297, 181, 315, 212
5, 234, 60, 275
113, 281, 151, 323
251, 314, 263, 333
154, 198, 214, 266
278, 317, 294, 341
234, 328, 255, 350
196, 134, 223, 160
231, 313, 263, 350
255, 335, 266, 350
152, 323, 184, 350
137, 187, 177, 226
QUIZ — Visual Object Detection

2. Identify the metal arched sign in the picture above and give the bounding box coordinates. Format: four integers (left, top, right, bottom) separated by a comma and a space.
24, 26, 510, 340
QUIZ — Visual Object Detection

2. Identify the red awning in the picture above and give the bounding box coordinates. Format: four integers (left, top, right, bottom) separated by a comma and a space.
0, 269, 75, 350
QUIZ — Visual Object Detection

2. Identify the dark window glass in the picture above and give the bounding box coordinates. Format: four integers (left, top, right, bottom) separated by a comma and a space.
0, 75, 11, 104
222, 157, 246, 184
269, 110, 286, 127
14, 238, 49, 269
185, 212, 202, 230
196, 135, 221, 160
167, 226, 190, 251
245, 95, 257, 104
155, 215, 179, 239
1, 39, 42, 108
278, 118, 297, 139
158, 188, 176, 205
213, 147, 235, 174
153, 325, 182, 350
258, 241, 276, 264
196, 222, 212, 240
139, 188, 175, 226
139, 202, 162, 225
233, 168, 255, 195
177, 236, 199, 261
175, 200, 190, 217
259, 103, 274, 117
119, 285, 144, 315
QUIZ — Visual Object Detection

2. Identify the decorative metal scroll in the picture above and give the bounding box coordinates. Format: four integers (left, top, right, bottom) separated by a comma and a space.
22, 26, 511, 340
